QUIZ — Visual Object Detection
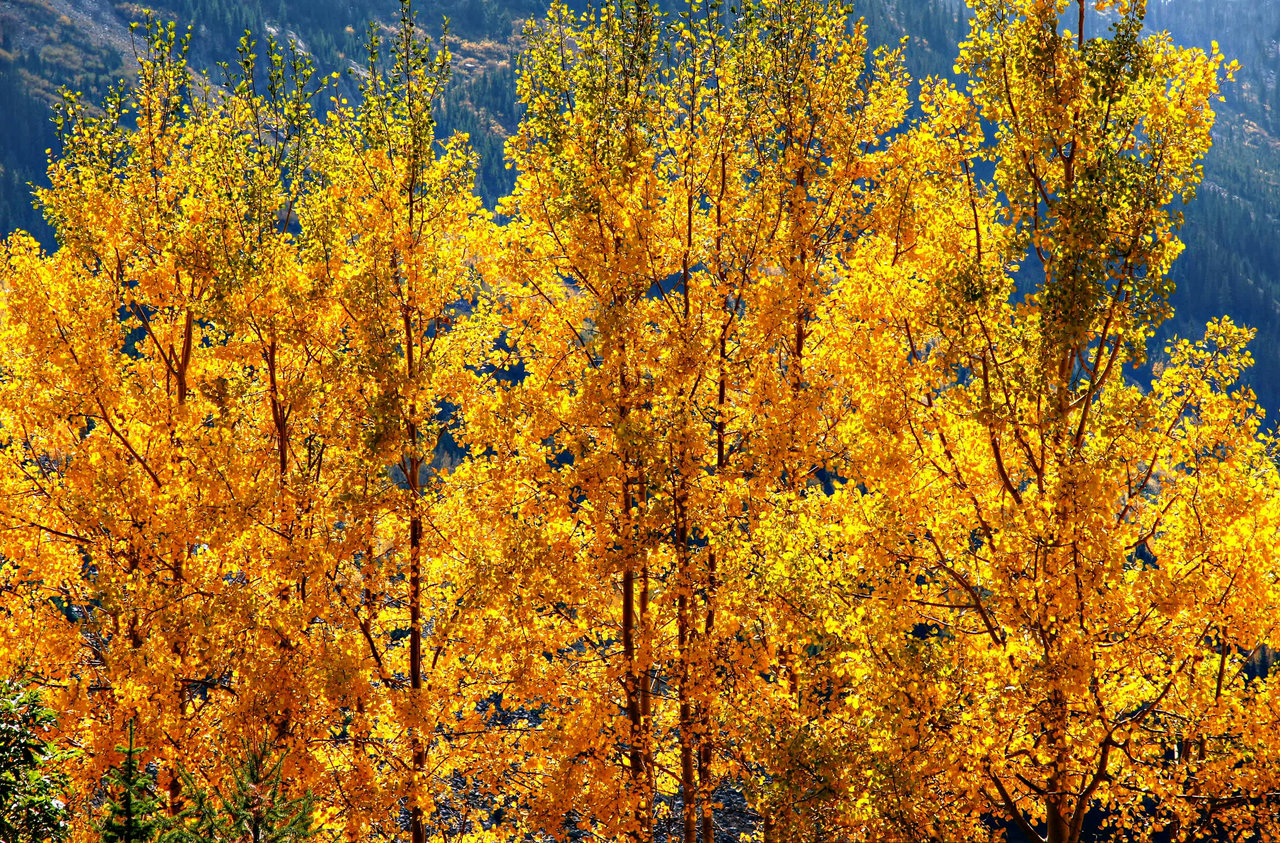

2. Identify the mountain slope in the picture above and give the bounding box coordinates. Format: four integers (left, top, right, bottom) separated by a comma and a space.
4, 0, 1280, 410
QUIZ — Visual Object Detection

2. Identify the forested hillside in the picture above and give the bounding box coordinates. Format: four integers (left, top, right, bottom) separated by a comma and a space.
0, 0, 968, 213
4, 0, 1280, 410
0, 0, 540, 216
1145, 0, 1280, 413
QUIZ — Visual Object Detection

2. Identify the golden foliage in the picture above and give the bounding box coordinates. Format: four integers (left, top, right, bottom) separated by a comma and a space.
0, 2, 1275, 843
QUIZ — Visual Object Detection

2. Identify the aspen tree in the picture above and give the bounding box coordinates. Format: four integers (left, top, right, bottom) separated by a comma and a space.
820, 2, 1280, 841
468, 1, 924, 839
0, 22, 330, 820
290, 6, 494, 839
0, 8, 499, 839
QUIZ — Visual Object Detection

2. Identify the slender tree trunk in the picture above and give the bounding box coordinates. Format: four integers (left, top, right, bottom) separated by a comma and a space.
677, 181, 699, 843
267, 338, 288, 478
176, 307, 193, 405
1045, 687, 1072, 843
404, 285, 426, 843
680, 598, 697, 843
623, 558, 646, 841
619, 327, 652, 842
623, 550, 655, 841
677, 488, 697, 843
622, 476, 652, 839
699, 333, 728, 843
696, 129, 735, 829
409, 494, 425, 843
640, 557, 653, 825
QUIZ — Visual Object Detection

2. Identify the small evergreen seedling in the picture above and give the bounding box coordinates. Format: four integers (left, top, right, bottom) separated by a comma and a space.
98, 723, 165, 843
164, 744, 313, 843
219, 746, 313, 843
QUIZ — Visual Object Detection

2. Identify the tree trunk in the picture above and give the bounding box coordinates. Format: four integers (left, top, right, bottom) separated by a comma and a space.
409, 502, 425, 843
678, 495, 697, 843
623, 551, 648, 842
640, 559, 653, 828
699, 335, 727, 843
1046, 801, 1070, 843
619, 337, 652, 842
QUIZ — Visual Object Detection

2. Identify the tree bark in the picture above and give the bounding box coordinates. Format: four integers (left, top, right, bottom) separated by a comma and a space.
623, 559, 646, 842
699, 334, 728, 843
677, 491, 697, 843
409, 501, 425, 843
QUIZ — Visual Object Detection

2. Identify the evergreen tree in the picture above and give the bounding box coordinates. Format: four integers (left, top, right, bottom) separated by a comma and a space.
165, 746, 313, 843
159, 777, 218, 843
98, 724, 165, 843
0, 683, 69, 843
218, 747, 312, 843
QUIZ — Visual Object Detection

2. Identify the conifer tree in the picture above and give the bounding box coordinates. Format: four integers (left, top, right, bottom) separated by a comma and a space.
218, 750, 312, 843
165, 745, 313, 843
0, 684, 69, 843
98, 724, 165, 843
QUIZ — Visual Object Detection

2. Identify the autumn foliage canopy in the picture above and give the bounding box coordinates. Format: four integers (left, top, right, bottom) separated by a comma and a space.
1, 0, 1278, 841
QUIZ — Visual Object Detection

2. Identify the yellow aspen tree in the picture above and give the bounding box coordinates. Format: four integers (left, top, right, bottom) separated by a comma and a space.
290, 7, 496, 840
692, 4, 945, 839
0, 22, 334, 830
821, 2, 1280, 841
459, 3, 787, 838
475, 3, 674, 836
464, 1, 923, 840
0, 9, 500, 839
